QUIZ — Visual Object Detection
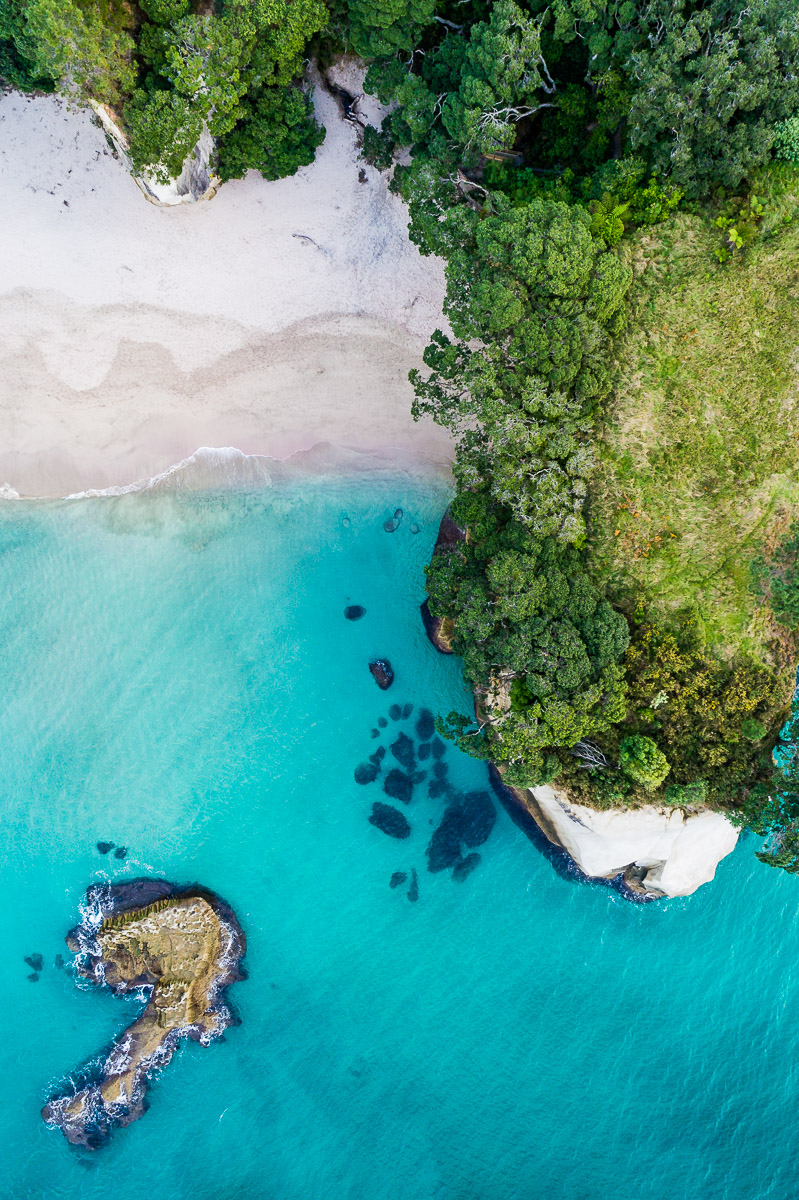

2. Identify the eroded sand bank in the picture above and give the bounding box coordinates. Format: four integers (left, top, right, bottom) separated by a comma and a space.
0, 72, 449, 496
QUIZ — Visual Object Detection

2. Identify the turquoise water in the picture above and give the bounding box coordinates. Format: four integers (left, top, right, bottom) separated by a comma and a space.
2, 470, 799, 1200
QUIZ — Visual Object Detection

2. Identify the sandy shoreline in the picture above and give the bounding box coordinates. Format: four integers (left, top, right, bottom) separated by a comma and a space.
0, 69, 450, 497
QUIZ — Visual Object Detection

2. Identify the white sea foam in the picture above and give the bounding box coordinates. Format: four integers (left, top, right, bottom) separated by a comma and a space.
64, 446, 275, 498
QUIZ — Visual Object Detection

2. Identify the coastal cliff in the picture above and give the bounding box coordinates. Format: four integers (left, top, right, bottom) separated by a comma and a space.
43, 879, 245, 1149
518, 784, 738, 898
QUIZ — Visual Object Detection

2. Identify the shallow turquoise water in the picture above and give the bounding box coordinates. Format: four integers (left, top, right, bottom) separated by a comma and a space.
2, 471, 799, 1200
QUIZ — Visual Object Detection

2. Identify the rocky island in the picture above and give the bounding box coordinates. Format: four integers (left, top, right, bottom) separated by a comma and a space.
43, 879, 246, 1149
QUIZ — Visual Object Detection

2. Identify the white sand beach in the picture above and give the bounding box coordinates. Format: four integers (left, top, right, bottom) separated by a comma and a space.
0, 72, 450, 496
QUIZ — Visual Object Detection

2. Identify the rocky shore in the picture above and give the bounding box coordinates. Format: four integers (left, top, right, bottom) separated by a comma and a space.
43, 879, 246, 1149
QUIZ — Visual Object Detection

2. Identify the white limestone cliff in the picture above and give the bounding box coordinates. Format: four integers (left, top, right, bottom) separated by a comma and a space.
525, 785, 739, 898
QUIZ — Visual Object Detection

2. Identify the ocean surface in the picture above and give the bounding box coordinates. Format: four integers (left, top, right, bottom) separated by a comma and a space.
1, 467, 798, 1200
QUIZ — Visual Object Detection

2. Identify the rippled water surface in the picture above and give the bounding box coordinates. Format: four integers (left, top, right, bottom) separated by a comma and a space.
2, 472, 798, 1200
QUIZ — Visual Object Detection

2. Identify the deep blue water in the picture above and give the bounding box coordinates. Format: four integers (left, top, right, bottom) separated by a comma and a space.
1, 472, 798, 1200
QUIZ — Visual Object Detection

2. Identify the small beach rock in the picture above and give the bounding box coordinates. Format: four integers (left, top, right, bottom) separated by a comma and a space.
420, 599, 455, 655
114, 846, 128, 860
345, 605, 366, 620
96, 842, 114, 855
342, 516, 350, 527
408, 868, 419, 902
369, 659, 394, 690
384, 768, 413, 805
410, 524, 419, 535
368, 803, 411, 839
453, 853, 481, 882
390, 871, 408, 889
415, 708, 435, 740
390, 732, 415, 773
355, 762, 380, 785
25, 953, 44, 972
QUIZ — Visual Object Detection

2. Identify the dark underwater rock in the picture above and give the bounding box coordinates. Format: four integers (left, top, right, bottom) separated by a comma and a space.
428, 778, 453, 800
25, 953, 44, 972
390, 871, 408, 889
383, 507, 404, 533
355, 762, 379, 785
418, 741, 431, 761
433, 761, 448, 780
402, 703, 413, 719
96, 842, 114, 855
453, 853, 481, 882
114, 847, 127, 860
371, 728, 379, 738
54, 954, 65, 970
378, 717, 388, 728
426, 815, 463, 873
415, 708, 435, 740
458, 791, 497, 848
390, 732, 415, 773
431, 737, 446, 759
384, 768, 413, 805
410, 524, 419, 535
369, 660, 394, 690
426, 792, 497, 873
370, 746, 386, 764
408, 868, 419, 902
344, 605, 366, 620
368, 803, 411, 839
389, 705, 401, 721
28, 972, 40, 982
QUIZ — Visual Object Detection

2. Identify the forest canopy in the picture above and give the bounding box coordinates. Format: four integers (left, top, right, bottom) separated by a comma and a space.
3, 0, 799, 868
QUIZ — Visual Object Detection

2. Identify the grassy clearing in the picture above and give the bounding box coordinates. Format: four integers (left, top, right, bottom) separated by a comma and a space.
590, 178, 799, 666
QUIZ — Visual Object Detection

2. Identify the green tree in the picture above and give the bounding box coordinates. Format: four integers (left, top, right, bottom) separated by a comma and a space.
9, 0, 135, 104
217, 84, 324, 181
619, 735, 670, 789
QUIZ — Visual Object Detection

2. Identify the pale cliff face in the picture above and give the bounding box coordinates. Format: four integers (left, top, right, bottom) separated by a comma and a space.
526, 786, 739, 898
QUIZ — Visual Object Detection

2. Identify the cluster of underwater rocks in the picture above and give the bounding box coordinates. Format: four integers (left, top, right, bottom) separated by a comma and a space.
354, 700, 498, 897
42, 879, 245, 1149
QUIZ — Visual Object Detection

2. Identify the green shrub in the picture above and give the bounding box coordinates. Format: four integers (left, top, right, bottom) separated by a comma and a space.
619, 735, 671, 790
774, 117, 799, 164
664, 780, 708, 806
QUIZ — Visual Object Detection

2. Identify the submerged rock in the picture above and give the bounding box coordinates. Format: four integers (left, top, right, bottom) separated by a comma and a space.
384, 768, 413, 805
433, 761, 448, 780
431, 737, 446, 759
453, 853, 481, 882
344, 605, 366, 621
378, 717, 388, 728
28, 971, 40, 982
383, 508, 404, 533
402, 703, 413, 719
418, 742, 431, 761
355, 762, 380, 785
54, 954, 65, 971
408, 868, 419, 903
370, 746, 386, 765
390, 871, 408, 889
426, 793, 497, 873
389, 705, 401, 721
114, 846, 128, 860
368, 803, 411, 840
369, 659, 394, 690
96, 842, 114, 855
390, 732, 415, 773
25, 953, 44, 972
415, 708, 435, 741
42, 879, 245, 1149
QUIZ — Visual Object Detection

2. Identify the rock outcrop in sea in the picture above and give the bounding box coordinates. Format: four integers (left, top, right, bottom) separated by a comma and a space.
43, 879, 246, 1149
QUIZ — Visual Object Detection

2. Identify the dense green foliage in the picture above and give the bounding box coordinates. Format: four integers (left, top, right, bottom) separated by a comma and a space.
0, 0, 327, 184
3, 0, 799, 870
